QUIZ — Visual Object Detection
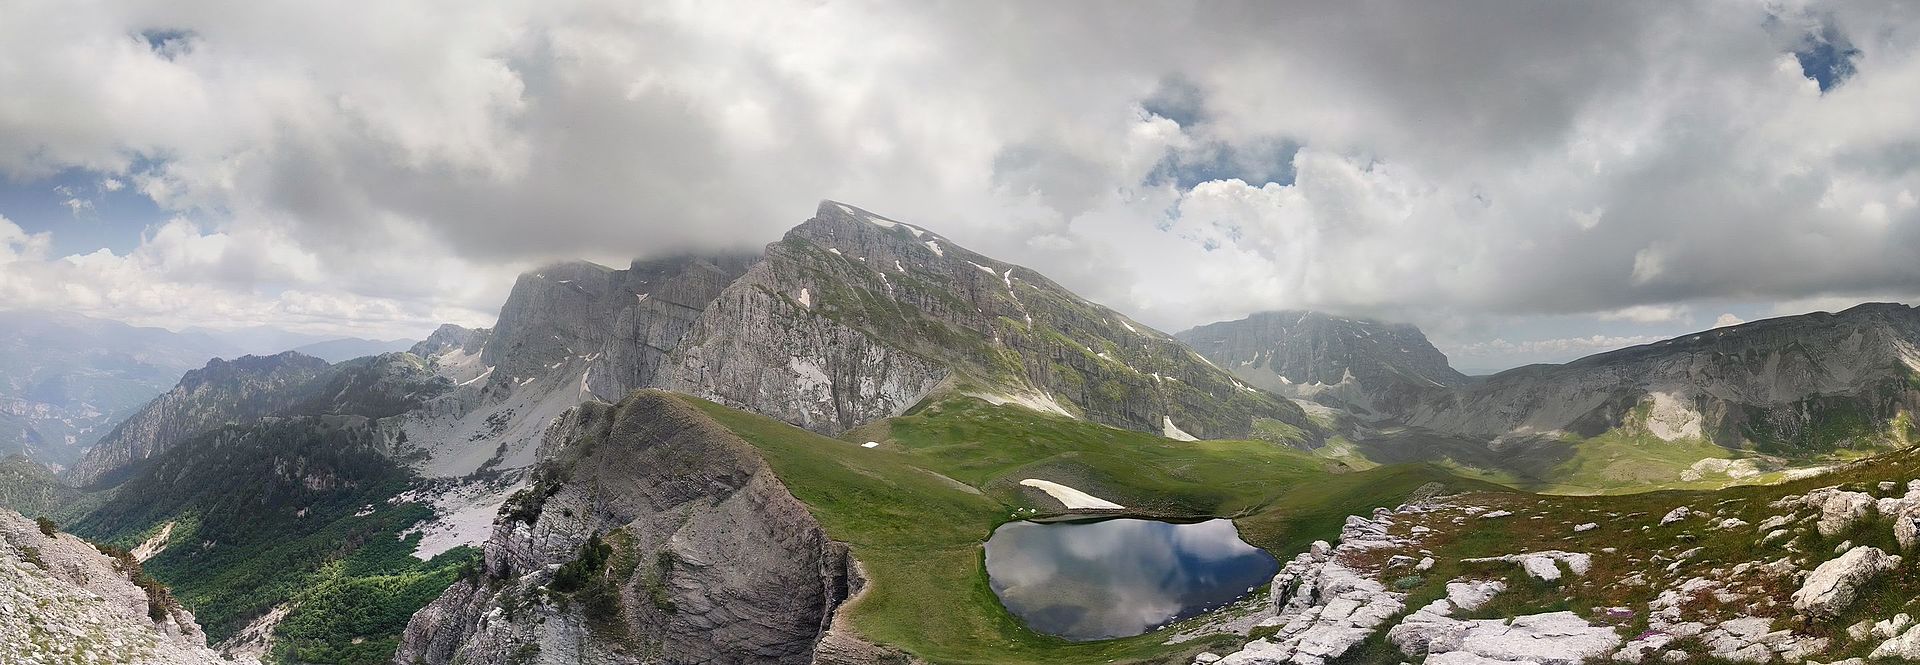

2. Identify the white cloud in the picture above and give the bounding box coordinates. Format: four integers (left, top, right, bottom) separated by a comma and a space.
0, 1, 1917, 363
1713, 313, 1746, 328
1598, 305, 1688, 324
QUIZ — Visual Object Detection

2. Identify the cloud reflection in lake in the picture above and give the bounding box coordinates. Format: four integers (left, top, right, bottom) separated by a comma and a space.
984, 517, 1280, 641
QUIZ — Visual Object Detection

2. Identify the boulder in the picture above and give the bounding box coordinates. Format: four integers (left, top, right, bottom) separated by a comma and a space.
1660, 507, 1694, 526
1791, 546, 1901, 618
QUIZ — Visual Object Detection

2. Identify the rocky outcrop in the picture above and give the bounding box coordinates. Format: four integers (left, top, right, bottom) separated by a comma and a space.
661, 201, 1312, 439
1178, 310, 1467, 418
1792, 546, 1901, 618
64, 351, 331, 487
394, 391, 868, 665
0, 508, 241, 664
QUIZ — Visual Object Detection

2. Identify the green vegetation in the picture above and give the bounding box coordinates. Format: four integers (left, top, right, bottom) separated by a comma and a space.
683, 393, 1492, 664
270, 547, 478, 665
65, 418, 474, 664
1538, 429, 1742, 494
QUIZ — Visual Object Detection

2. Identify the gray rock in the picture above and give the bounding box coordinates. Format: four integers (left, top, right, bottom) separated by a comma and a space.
1791, 546, 1901, 618
1175, 310, 1468, 418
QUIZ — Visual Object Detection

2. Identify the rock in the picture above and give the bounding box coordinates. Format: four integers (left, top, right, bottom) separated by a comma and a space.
1445, 580, 1506, 612
1755, 514, 1794, 532
1481, 510, 1514, 519
1791, 546, 1901, 618
1717, 518, 1750, 530
1416, 556, 1436, 571
1874, 613, 1914, 639
1894, 508, 1920, 551
1807, 488, 1875, 537
1193, 652, 1221, 664
1660, 507, 1693, 526
1462, 551, 1592, 582
1575, 523, 1598, 532
1871, 624, 1920, 660
394, 392, 870, 665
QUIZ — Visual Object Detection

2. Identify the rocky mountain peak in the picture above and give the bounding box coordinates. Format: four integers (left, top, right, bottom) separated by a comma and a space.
1178, 310, 1466, 418
661, 201, 1312, 440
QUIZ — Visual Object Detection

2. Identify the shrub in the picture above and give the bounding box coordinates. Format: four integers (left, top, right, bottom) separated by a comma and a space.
35, 516, 57, 537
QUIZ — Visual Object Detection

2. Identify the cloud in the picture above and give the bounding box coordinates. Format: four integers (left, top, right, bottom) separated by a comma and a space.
1598, 305, 1689, 324
0, 1, 1918, 358
1713, 313, 1747, 328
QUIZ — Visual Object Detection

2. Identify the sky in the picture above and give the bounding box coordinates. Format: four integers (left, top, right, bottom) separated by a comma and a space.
2, 1, 1919, 372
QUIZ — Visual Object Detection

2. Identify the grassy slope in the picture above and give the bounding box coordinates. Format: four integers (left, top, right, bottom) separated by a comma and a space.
1333, 447, 1920, 664
684, 394, 1491, 664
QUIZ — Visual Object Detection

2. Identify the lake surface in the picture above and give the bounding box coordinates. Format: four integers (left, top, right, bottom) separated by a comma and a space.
983, 517, 1280, 641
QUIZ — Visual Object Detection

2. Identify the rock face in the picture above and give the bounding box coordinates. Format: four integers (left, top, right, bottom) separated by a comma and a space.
0, 508, 241, 664
394, 391, 870, 665
1398, 303, 1920, 455
482, 254, 757, 393
63, 351, 332, 487
1178, 310, 1467, 418
1792, 546, 1901, 618
661, 201, 1311, 439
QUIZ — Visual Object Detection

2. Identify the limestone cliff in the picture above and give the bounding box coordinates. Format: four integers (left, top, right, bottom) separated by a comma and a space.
394, 391, 878, 665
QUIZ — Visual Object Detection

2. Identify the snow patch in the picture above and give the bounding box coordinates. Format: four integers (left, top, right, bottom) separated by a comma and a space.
861, 442, 879, 449
924, 240, 944, 257
1019, 479, 1124, 510
966, 390, 1076, 419
968, 260, 997, 275
797, 287, 811, 308
1163, 416, 1200, 441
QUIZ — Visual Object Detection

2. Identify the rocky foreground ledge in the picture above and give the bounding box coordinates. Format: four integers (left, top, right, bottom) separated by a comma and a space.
0, 509, 249, 665
1191, 477, 1920, 665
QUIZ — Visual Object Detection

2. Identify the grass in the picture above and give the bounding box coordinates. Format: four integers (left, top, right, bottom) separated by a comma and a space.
683, 393, 1492, 664
1318, 445, 1920, 664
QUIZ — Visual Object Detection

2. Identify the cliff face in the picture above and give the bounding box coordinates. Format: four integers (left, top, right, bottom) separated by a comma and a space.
64, 351, 331, 487
394, 391, 868, 665
1401, 303, 1920, 455
1178, 311, 1468, 418
660, 201, 1312, 440
480, 255, 757, 394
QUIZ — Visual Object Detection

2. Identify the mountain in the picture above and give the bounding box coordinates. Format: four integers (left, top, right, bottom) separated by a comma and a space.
62, 352, 333, 487
659, 201, 1311, 440
1401, 303, 1920, 457
0, 310, 238, 467
1177, 310, 1468, 417
289, 337, 417, 363
64, 351, 452, 488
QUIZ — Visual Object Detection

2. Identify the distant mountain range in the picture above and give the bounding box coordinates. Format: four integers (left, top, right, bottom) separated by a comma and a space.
0, 310, 426, 469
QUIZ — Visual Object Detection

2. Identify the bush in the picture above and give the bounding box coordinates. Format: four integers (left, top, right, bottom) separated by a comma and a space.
35, 516, 57, 537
